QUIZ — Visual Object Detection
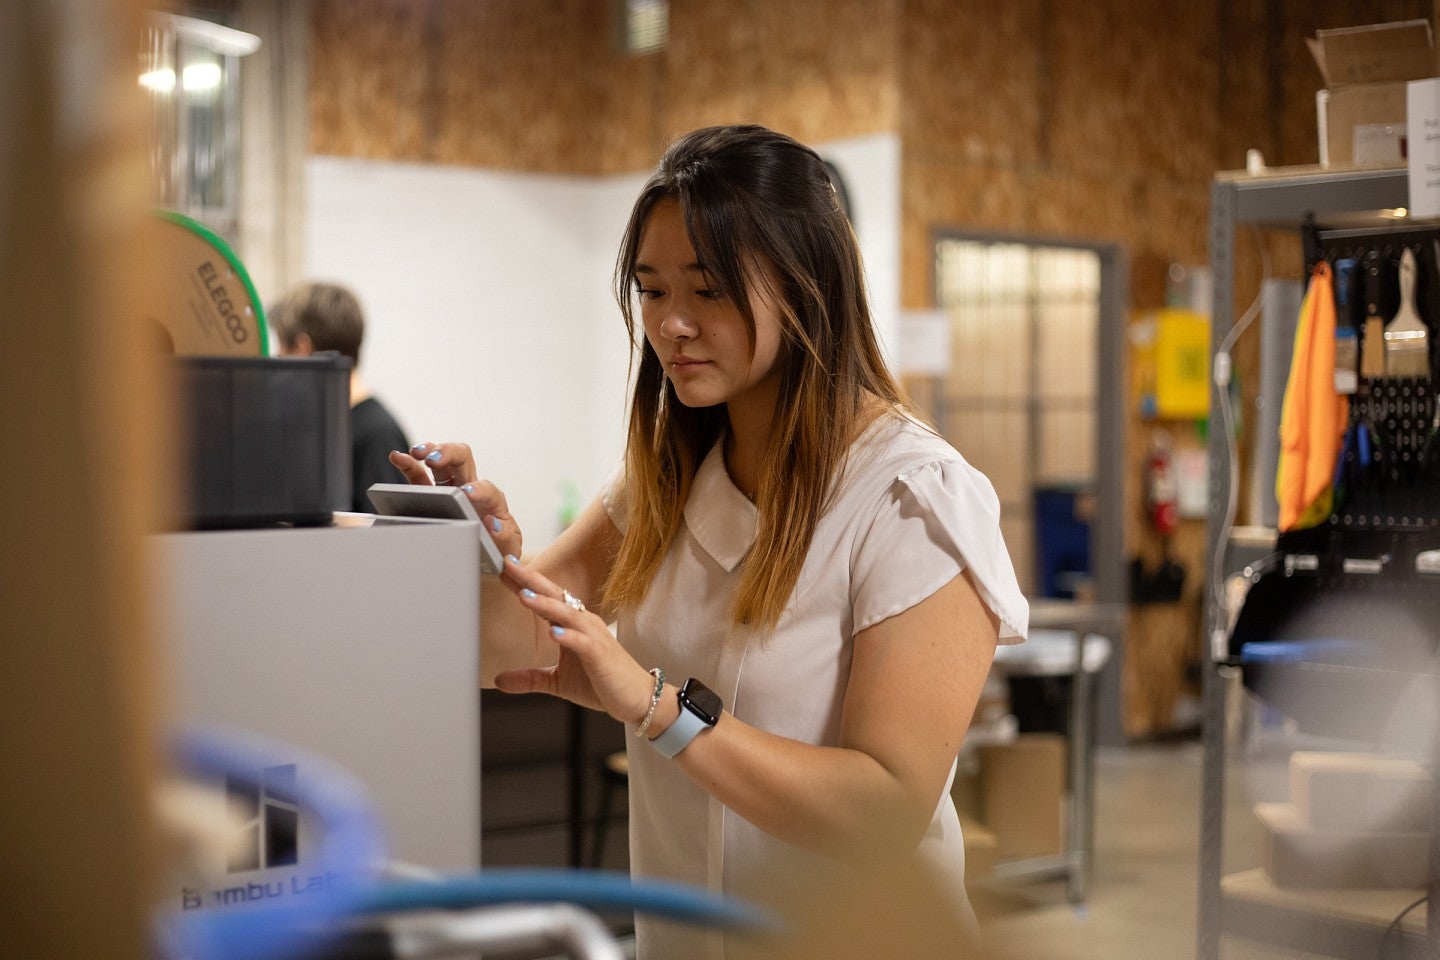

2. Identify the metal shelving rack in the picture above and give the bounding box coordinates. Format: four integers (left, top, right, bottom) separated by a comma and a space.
1198, 165, 1434, 960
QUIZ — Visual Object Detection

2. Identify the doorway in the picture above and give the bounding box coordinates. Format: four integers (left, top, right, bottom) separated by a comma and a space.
932, 232, 1128, 743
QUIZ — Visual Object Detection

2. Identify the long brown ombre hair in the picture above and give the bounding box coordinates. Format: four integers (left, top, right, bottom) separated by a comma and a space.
604, 125, 914, 629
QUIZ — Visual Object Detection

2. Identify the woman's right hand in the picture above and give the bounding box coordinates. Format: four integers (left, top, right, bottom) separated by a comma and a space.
388, 442, 524, 564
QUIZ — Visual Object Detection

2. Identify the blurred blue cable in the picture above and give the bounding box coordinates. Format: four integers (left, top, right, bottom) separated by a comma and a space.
160, 726, 389, 960
159, 728, 777, 960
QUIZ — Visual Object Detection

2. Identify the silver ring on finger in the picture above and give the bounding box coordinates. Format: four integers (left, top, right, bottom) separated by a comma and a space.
562, 589, 586, 613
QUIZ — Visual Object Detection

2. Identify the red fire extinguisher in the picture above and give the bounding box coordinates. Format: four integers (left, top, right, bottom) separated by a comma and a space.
1146, 430, 1179, 537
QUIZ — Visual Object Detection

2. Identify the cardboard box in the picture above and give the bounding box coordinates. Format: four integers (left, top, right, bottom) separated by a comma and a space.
1308, 20, 1435, 167
978, 733, 1065, 859
1255, 801, 1427, 889
1289, 751, 1431, 834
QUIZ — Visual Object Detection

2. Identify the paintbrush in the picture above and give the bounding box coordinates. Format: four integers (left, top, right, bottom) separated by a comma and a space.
1384, 247, 1430, 379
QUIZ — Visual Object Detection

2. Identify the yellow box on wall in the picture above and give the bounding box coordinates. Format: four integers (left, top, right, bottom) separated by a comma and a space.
1154, 309, 1210, 419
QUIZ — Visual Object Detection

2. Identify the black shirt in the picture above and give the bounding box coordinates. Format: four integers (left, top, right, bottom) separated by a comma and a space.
350, 396, 410, 513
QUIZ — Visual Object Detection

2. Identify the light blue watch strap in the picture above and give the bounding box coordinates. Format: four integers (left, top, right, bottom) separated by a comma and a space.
648, 697, 709, 758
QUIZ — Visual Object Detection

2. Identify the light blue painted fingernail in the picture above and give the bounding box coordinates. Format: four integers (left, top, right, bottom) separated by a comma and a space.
505, 554, 520, 565
463, 484, 475, 493
490, 518, 502, 533
521, 588, 536, 599
411, 443, 426, 454
425, 451, 442, 463
551, 625, 565, 638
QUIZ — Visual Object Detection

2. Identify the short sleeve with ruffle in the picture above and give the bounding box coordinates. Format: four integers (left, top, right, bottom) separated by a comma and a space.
850, 457, 1028, 642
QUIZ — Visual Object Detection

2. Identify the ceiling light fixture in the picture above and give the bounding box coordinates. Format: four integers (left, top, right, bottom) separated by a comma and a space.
617, 0, 668, 56
182, 62, 223, 92
139, 68, 176, 93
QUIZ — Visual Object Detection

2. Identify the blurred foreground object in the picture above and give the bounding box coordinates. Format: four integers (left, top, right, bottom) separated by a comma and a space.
752, 849, 994, 960
0, 2, 171, 959
157, 728, 772, 960
1255, 752, 1432, 890
156, 727, 387, 960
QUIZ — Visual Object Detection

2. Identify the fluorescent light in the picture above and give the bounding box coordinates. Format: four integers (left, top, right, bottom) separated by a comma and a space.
139, 68, 176, 93
182, 63, 223, 92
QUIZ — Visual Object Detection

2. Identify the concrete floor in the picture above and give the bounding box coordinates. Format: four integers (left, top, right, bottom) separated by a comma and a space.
974, 739, 1325, 960
543, 739, 1407, 959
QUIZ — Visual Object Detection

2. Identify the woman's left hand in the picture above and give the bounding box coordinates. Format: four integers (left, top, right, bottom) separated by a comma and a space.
493, 557, 655, 726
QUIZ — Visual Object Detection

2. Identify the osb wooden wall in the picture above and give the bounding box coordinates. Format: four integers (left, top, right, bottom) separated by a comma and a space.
307, 0, 1435, 737
310, 0, 899, 173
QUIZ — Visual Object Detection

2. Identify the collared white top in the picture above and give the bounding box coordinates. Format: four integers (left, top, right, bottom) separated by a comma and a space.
603, 411, 1028, 960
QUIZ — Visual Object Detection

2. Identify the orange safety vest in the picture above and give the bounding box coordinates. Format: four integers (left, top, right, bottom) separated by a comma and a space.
1275, 260, 1348, 531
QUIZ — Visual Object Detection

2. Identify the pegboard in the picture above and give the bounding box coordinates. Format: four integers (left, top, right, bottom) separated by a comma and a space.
1309, 226, 1440, 531
1338, 375, 1439, 529
1240, 225, 1440, 660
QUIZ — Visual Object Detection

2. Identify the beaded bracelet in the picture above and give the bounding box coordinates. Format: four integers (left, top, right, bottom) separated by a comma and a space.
634, 667, 666, 738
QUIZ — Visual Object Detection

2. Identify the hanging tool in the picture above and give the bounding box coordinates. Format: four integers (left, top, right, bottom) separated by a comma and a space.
1360, 250, 1387, 379
1333, 257, 1359, 395
1383, 247, 1430, 379
1332, 422, 1358, 509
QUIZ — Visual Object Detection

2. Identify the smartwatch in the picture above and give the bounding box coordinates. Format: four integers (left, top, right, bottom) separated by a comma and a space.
649, 678, 723, 758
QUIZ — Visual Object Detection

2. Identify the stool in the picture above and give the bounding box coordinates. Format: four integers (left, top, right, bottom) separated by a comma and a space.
589, 750, 629, 868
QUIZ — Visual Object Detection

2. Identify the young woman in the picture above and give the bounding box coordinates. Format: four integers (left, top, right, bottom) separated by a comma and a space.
390, 124, 1028, 958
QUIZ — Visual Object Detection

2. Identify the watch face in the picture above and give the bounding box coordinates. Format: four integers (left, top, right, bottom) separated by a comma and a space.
679, 678, 722, 725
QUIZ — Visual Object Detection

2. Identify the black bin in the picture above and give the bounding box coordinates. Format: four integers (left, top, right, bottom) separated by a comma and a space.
180, 354, 351, 528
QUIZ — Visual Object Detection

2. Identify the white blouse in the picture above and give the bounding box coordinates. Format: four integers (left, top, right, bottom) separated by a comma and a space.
603, 411, 1028, 960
